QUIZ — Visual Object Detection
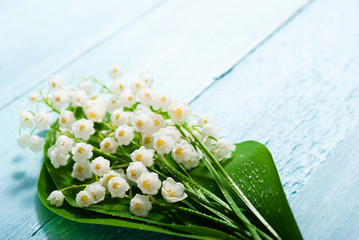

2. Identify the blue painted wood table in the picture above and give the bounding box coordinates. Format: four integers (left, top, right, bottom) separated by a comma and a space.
1, 0, 359, 239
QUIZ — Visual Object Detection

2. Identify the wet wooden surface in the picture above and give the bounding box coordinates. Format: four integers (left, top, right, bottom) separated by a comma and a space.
1, 0, 358, 239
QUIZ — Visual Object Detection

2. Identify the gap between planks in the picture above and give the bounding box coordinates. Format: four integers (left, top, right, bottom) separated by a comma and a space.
0, 0, 169, 112
190, 0, 315, 105
27, 0, 316, 238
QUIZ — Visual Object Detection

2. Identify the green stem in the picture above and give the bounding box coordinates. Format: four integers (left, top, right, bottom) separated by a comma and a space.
155, 202, 250, 240
182, 123, 281, 240
60, 184, 87, 192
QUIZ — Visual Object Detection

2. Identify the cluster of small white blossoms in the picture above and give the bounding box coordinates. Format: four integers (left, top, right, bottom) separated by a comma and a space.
20, 64, 236, 217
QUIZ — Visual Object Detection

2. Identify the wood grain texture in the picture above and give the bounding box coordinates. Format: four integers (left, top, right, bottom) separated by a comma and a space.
0, 0, 308, 110
189, 0, 359, 238
291, 122, 359, 240
0, 0, 323, 239
0, 0, 164, 109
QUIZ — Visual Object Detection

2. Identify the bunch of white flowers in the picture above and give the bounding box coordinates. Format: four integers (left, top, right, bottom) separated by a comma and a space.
18, 65, 236, 219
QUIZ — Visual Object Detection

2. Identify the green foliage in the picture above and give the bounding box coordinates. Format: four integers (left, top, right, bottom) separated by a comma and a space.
38, 128, 302, 239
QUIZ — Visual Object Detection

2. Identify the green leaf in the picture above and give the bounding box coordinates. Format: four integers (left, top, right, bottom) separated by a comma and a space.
38, 129, 240, 240
38, 164, 239, 240
191, 141, 302, 240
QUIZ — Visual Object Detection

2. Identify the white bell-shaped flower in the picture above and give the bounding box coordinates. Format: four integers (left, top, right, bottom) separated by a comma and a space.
108, 177, 130, 198
111, 109, 130, 128
171, 140, 195, 163
161, 177, 187, 203
130, 146, 154, 167
108, 64, 123, 79
107, 95, 121, 113
213, 138, 236, 160
131, 79, 145, 95
48, 75, 63, 89
52, 89, 69, 110
141, 133, 154, 149
99, 170, 121, 187
48, 146, 69, 168
91, 157, 111, 177
130, 194, 152, 217
140, 72, 153, 87
182, 151, 200, 170
138, 88, 153, 105
202, 123, 220, 139
198, 114, 215, 126
72, 90, 89, 107
149, 113, 166, 133
115, 125, 135, 146
47, 190, 64, 207
126, 162, 147, 183
79, 81, 92, 96
20, 111, 34, 129
76, 190, 94, 207
100, 137, 118, 154
168, 101, 190, 122
71, 142, 93, 163
55, 135, 74, 154
85, 102, 106, 123
17, 135, 29, 149
131, 112, 152, 133
153, 132, 175, 155
137, 172, 161, 195
111, 79, 126, 95
28, 92, 39, 103
71, 161, 92, 181
28, 135, 44, 152
59, 110, 75, 131
35, 112, 53, 131
86, 182, 106, 203
119, 91, 136, 108
152, 92, 172, 111
72, 119, 95, 140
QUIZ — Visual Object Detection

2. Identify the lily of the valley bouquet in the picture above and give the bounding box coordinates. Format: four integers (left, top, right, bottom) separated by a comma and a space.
18, 65, 302, 240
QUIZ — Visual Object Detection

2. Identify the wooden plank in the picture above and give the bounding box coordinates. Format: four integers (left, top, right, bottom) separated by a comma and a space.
0, 0, 308, 109
189, 0, 359, 238
0, 0, 165, 109
291, 123, 359, 239
0, 0, 311, 239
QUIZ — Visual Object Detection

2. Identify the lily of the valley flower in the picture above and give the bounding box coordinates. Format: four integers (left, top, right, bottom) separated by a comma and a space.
100, 137, 118, 154
71, 161, 92, 181
168, 101, 190, 122
76, 190, 94, 207
161, 177, 187, 203
72, 119, 95, 140
55, 135, 74, 154
48, 75, 63, 89
59, 110, 75, 131
137, 172, 161, 195
48, 146, 69, 168
20, 111, 34, 129
91, 157, 111, 177
130, 146, 154, 167
86, 182, 106, 203
108, 64, 123, 79
129, 194, 152, 217
108, 177, 130, 198
47, 190, 64, 207
126, 162, 147, 183
71, 142, 93, 163
34, 112, 52, 131
28, 92, 39, 103
115, 125, 135, 146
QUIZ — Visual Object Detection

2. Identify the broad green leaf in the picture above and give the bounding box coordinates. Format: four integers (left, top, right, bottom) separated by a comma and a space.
39, 129, 240, 240
190, 141, 302, 240
38, 164, 239, 240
